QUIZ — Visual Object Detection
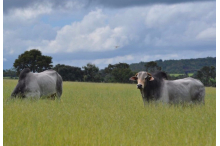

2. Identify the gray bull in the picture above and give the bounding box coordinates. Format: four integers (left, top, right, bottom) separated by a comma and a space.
129, 71, 205, 105
11, 68, 63, 99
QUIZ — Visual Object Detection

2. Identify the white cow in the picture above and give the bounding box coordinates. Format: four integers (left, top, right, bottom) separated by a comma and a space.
130, 71, 205, 105
11, 68, 63, 99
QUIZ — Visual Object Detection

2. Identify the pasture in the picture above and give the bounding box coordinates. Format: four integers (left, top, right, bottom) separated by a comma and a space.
3, 79, 216, 146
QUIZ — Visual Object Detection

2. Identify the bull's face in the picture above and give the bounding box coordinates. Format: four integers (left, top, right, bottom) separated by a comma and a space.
11, 87, 25, 98
11, 80, 26, 98
129, 71, 154, 89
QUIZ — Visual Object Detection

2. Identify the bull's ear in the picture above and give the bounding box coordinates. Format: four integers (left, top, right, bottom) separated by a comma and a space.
129, 76, 137, 81
148, 76, 154, 81
147, 73, 154, 81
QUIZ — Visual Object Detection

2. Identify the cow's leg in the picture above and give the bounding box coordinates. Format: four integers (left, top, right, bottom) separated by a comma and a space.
142, 96, 149, 106
140, 89, 148, 106
56, 91, 61, 100
143, 99, 148, 106
47, 93, 56, 100
56, 74, 62, 100
191, 86, 205, 104
51, 93, 56, 100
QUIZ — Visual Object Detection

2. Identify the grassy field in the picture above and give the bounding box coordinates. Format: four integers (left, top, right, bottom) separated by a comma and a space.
3, 79, 216, 146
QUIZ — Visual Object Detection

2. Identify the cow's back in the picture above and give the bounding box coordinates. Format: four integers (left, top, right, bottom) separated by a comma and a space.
34, 70, 58, 96
164, 77, 205, 103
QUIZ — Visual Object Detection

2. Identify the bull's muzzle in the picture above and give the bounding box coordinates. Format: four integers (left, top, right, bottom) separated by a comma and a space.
10, 94, 16, 98
137, 84, 143, 89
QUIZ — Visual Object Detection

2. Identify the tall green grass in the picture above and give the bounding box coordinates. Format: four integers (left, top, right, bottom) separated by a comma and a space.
3, 79, 216, 146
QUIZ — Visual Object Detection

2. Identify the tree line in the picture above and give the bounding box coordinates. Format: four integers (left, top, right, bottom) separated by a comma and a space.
3, 49, 216, 86
53, 63, 134, 83
130, 57, 216, 74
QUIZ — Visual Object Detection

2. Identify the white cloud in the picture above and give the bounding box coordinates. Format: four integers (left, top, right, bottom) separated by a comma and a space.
31, 9, 130, 53
196, 27, 216, 40
3, 58, 7, 62
9, 50, 14, 54
3, 6, 58, 55
3, 2, 216, 69
92, 55, 134, 65
62, 1, 86, 10
7, 3, 52, 20
143, 2, 216, 47
28, 3, 215, 54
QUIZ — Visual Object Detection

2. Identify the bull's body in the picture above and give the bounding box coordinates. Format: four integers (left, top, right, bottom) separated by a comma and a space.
130, 71, 205, 105
11, 68, 63, 99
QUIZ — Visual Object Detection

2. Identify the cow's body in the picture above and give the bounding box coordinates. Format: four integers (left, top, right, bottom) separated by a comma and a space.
130, 71, 205, 105
11, 68, 63, 99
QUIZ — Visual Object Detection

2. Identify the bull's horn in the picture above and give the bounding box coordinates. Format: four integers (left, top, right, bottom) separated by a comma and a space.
147, 73, 152, 76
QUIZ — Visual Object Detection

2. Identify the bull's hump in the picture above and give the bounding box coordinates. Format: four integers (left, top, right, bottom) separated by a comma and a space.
19, 68, 31, 80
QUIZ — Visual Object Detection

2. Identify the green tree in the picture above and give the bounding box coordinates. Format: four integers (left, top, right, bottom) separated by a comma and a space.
82, 63, 101, 82
13, 49, 53, 75
194, 66, 216, 87
3, 68, 18, 79
53, 64, 83, 81
145, 61, 161, 72
104, 63, 134, 83
210, 66, 216, 79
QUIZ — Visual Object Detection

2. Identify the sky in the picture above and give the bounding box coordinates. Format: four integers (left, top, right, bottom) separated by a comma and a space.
3, 0, 216, 70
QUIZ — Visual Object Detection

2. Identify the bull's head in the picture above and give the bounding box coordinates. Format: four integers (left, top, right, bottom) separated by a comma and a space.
10, 81, 26, 98
129, 71, 154, 89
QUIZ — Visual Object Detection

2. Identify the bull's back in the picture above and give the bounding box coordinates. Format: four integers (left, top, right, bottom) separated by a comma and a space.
34, 71, 58, 96
165, 77, 205, 103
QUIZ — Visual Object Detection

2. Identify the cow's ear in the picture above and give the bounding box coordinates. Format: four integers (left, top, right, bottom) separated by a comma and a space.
129, 73, 138, 81
147, 73, 154, 81
148, 76, 154, 81
129, 76, 137, 81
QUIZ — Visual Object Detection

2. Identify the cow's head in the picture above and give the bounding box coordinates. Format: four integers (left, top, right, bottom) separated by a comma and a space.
11, 68, 31, 98
11, 80, 26, 98
129, 71, 154, 89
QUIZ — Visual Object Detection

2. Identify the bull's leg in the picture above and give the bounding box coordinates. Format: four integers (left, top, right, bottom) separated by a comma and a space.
140, 89, 148, 106
56, 93, 61, 100
47, 93, 56, 100
56, 75, 62, 100
56, 90, 62, 100
51, 94, 55, 100
143, 100, 148, 107
191, 86, 205, 104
